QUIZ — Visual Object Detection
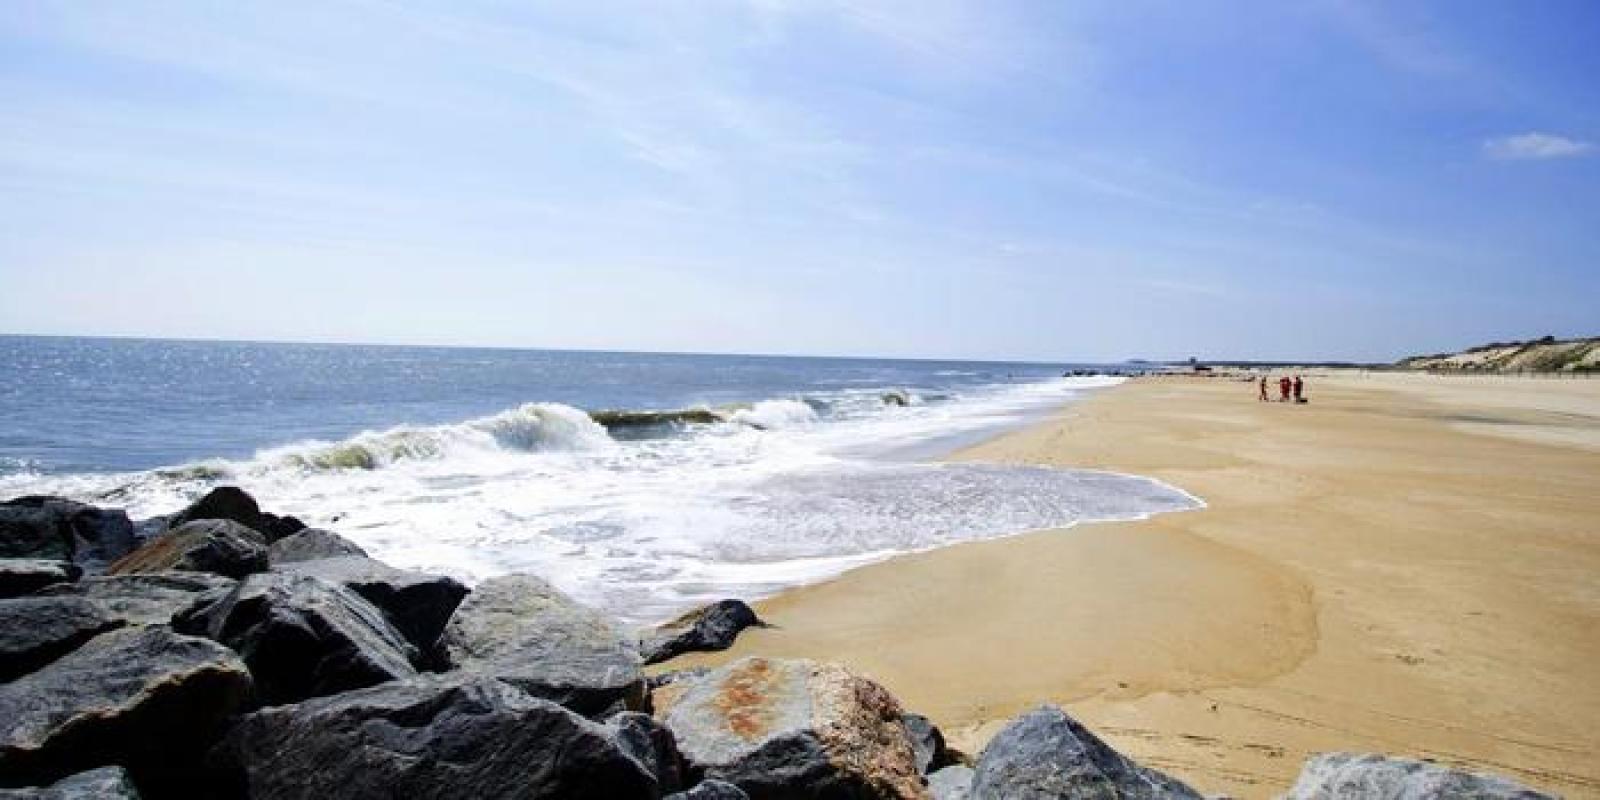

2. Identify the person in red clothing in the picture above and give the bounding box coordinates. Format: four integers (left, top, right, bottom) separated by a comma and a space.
1279, 376, 1291, 402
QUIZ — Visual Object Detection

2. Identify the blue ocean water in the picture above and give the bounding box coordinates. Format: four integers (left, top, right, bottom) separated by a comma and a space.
1, 335, 1198, 621
3, 335, 1079, 474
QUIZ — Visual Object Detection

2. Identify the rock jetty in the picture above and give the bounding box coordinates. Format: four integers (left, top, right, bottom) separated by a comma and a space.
0, 486, 1560, 799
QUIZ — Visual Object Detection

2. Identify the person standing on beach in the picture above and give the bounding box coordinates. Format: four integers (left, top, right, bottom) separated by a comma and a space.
1259, 375, 1269, 402
1293, 375, 1304, 403
1279, 376, 1292, 402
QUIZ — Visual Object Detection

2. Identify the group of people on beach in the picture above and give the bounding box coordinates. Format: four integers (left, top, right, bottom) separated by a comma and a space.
1260, 374, 1307, 403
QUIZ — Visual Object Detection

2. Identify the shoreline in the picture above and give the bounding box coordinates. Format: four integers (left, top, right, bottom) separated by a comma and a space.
657, 371, 1600, 797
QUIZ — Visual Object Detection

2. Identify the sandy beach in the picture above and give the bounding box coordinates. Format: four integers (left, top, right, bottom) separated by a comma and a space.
662, 372, 1600, 798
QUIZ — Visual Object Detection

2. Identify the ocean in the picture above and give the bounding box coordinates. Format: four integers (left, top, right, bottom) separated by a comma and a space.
0, 335, 1199, 622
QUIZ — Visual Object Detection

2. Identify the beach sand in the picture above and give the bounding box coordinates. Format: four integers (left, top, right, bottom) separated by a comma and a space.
661, 372, 1600, 797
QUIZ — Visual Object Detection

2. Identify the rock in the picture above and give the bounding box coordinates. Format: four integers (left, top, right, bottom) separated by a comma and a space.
1282, 752, 1554, 799
0, 507, 72, 562
0, 597, 124, 682
108, 519, 268, 580
927, 766, 973, 800
642, 599, 765, 665
660, 656, 924, 800
650, 667, 713, 690
0, 626, 252, 792
165, 486, 304, 542
649, 667, 713, 717
667, 781, 751, 800
0, 498, 136, 567
277, 556, 466, 665
33, 573, 237, 627
970, 706, 1201, 800
443, 574, 644, 716
213, 674, 666, 799
611, 711, 686, 793
0, 766, 141, 799
267, 528, 368, 563
172, 572, 417, 705
0, 560, 81, 599
903, 713, 953, 774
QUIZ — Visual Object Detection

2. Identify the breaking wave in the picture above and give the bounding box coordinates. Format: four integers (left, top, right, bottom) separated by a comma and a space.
260, 402, 614, 471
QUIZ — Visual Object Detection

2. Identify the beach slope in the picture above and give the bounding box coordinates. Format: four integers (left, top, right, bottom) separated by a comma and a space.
664, 373, 1600, 797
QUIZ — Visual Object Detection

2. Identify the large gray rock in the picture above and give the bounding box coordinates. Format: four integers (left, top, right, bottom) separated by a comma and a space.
164, 486, 304, 542
278, 556, 466, 665
928, 766, 973, 800
0, 626, 252, 792
267, 528, 368, 563
108, 519, 268, 580
642, 599, 765, 665
970, 706, 1200, 800
0, 498, 136, 567
0, 560, 80, 599
667, 781, 751, 800
173, 572, 417, 705
33, 573, 237, 627
0, 597, 124, 682
1282, 753, 1554, 800
443, 574, 644, 716
213, 675, 666, 799
659, 657, 925, 800
0, 766, 141, 799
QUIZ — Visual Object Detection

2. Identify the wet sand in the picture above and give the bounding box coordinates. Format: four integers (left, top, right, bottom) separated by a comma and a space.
662, 372, 1600, 797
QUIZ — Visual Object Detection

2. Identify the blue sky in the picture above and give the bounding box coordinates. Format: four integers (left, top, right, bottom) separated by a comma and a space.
2, 1, 1596, 362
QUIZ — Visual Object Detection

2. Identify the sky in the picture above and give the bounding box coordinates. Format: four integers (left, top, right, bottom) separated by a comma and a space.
1, 1, 1597, 363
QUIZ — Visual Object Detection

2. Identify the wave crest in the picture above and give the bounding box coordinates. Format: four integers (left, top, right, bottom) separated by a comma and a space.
264, 402, 613, 471
730, 399, 819, 430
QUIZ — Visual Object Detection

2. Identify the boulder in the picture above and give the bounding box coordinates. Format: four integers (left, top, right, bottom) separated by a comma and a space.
0, 560, 81, 599
903, 713, 954, 774
213, 675, 666, 799
0, 766, 141, 799
927, 766, 973, 800
172, 572, 417, 705
667, 781, 751, 800
33, 573, 237, 627
611, 711, 686, 793
0, 597, 124, 682
660, 657, 925, 800
108, 520, 268, 580
277, 556, 466, 665
0, 626, 252, 792
1282, 752, 1554, 800
267, 528, 368, 563
642, 599, 765, 665
0, 507, 72, 562
165, 486, 303, 542
0, 498, 136, 567
443, 574, 644, 716
970, 706, 1201, 800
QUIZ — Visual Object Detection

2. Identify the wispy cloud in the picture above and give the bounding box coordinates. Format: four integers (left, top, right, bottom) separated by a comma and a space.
1483, 132, 1593, 161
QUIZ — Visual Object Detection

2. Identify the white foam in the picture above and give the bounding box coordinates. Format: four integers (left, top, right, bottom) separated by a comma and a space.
1, 376, 1201, 623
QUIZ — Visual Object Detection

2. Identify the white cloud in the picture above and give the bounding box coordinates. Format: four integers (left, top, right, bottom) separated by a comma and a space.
1483, 132, 1593, 161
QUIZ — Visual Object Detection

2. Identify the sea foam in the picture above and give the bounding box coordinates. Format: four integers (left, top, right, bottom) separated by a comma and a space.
2, 376, 1199, 623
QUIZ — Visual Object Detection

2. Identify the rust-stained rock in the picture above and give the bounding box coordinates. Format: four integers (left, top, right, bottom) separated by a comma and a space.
660, 657, 926, 800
